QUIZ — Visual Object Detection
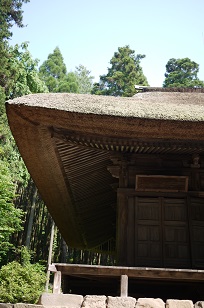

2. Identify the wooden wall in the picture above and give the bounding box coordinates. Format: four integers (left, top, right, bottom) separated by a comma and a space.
109, 153, 204, 269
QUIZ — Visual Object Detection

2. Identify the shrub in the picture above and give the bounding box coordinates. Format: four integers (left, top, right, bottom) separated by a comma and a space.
0, 248, 46, 303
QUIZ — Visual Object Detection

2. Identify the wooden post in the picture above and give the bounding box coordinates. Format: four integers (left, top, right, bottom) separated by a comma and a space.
45, 220, 55, 292
120, 274, 128, 297
53, 271, 61, 294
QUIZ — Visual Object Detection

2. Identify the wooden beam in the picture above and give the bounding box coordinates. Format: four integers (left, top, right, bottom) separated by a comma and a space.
50, 264, 204, 282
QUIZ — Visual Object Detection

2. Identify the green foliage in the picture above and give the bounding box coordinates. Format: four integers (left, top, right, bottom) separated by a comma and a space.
0, 114, 29, 185
92, 45, 148, 97
0, 160, 23, 262
0, 1, 31, 96
8, 42, 48, 99
0, 0, 30, 41
0, 247, 46, 303
0, 41, 47, 264
58, 72, 79, 93
0, 86, 6, 116
0, 42, 14, 97
0, 43, 48, 100
39, 47, 95, 94
39, 47, 67, 92
163, 58, 204, 88
0, 41, 47, 185
75, 64, 94, 94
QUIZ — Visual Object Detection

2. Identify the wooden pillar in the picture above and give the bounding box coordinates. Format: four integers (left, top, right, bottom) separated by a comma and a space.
120, 274, 128, 297
108, 155, 130, 266
53, 271, 61, 294
45, 220, 55, 291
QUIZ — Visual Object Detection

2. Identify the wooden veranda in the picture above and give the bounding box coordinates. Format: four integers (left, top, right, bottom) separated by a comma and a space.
49, 263, 204, 300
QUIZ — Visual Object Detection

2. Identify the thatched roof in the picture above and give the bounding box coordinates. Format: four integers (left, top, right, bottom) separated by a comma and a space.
8, 91, 204, 121
6, 90, 204, 251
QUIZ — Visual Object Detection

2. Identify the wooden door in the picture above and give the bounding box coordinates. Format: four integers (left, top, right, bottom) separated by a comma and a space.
119, 196, 191, 268
134, 197, 162, 267
162, 197, 191, 268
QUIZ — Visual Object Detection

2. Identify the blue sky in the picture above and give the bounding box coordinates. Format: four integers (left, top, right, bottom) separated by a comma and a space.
11, 0, 204, 86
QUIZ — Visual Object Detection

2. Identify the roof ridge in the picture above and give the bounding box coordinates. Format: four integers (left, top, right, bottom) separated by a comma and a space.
135, 85, 204, 93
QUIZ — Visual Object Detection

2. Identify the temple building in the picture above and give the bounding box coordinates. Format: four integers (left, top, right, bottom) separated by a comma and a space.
6, 88, 204, 299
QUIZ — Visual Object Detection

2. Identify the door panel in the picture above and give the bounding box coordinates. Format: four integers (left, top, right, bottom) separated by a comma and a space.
163, 198, 190, 267
190, 197, 204, 268
118, 193, 204, 268
135, 197, 162, 267
125, 196, 191, 268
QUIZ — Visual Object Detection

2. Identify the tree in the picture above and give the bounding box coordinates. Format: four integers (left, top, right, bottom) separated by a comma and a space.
25, 186, 38, 249
0, 42, 47, 187
0, 0, 30, 41
39, 47, 91, 93
92, 45, 149, 97
0, 43, 48, 104
39, 47, 67, 92
0, 43, 13, 97
8, 43, 48, 99
75, 64, 94, 94
0, 0, 30, 97
163, 58, 204, 88
0, 160, 23, 262
0, 40, 47, 265
58, 72, 79, 93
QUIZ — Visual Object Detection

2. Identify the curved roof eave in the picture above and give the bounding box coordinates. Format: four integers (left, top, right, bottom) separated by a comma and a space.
5, 91, 204, 250
6, 92, 204, 141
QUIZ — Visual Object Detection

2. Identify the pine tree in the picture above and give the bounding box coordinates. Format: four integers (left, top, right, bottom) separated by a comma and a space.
39, 47, 67, 92
92, 45, 148, 97
163, 58, 204, 88
75, 64, 94, 94
0, 0, 30, 41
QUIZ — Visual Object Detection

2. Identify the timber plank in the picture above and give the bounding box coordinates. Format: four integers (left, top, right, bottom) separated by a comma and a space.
51, 263, 204, 282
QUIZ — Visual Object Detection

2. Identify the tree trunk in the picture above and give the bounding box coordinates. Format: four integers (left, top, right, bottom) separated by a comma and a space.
25, 185, 38, 248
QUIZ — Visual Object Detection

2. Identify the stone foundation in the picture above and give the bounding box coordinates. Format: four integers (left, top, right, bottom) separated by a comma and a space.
1, 295, 204, 308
